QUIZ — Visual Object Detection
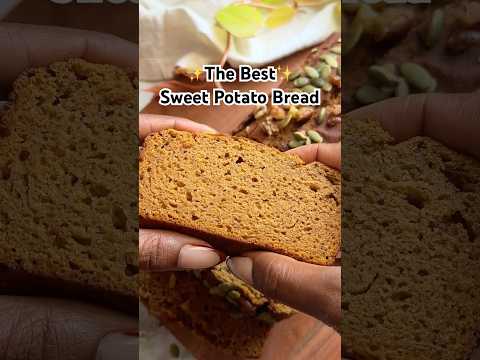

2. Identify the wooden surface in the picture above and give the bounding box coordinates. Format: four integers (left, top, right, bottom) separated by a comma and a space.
141, 33, 339, 135
140, 45, 313, 134
167, 313, 340, 360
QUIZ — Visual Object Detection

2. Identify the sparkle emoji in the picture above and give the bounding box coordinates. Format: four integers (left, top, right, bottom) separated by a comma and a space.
193, 68, 203, 81
282, 66, 292, 81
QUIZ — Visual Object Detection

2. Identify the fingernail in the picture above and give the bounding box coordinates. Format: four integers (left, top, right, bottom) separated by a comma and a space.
203, 129, 218, 134
226, 256, 253, 285
96, 332, 138, 360
177, 245, 221, 269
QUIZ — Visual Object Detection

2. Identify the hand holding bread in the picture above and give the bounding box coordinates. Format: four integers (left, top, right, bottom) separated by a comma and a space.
139, 114, 342, 329
227, 142, 341, 328
139, 115, 226, 271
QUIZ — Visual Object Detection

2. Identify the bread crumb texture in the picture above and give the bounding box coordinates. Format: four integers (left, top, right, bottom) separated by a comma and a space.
342, 118, 480, 360
139, 129, 341, 265
0, 59, 138, 298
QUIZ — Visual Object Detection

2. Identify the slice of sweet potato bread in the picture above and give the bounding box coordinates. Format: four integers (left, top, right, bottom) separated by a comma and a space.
139, 130, 340, 265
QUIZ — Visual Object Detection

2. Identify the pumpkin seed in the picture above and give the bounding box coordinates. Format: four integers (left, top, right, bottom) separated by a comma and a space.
382, 63, 397, 74
311, 78, 327, 88
288, 139, 305, 149
289, 69, 302, 81
395, 78, 410, 97
316, 63, 332, 79
320, 53, 338, 68
399, 63, 435, 91
301, 85, 317, 93
168, 274, 176, 289
218, 283, 236, 293
257, 312, 276, 325
227, 290, 241, 300
321, 82, 333, 92
293, 131, 308, 141
254, 105, 267, 119
426, 78, 437, 92
330, 45, 341, 54
169, 343, 180, 358
289, 106, 299, 118
307, 130, 323, 143
368, 65, 399, 86
305, 137, 312, 145
296, 107, 315, 121
356, 3, 379, 35
304, 66, 320, 79
209, 283, 236, 296
293, 77, 310, 87
424, 8, 444, 48
317, 107, 327, 125
355, 85, 390, 105
344, 20, 364, 54
278, 116, 291, 129
278, 106, 297, 129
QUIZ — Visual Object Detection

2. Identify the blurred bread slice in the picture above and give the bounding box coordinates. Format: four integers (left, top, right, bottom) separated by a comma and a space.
342, 118, 480, 360
0, 59, 138, 311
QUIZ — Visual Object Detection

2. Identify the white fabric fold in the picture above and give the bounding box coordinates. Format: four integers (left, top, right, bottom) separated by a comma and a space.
140, 0, 340, 81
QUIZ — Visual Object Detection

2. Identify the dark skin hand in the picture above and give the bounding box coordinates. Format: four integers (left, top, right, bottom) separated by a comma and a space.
0, 23, 136, 94
227, 92, 479, 333
226, 142, 342, 329
347, 92, 479, 158
0, 23, 137, 360
139, 114, 226, 272
138, 114, 342, 328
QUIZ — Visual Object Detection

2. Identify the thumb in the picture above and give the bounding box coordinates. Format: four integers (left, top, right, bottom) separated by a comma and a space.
226, 252, 340, 328
139, 229, 224, 271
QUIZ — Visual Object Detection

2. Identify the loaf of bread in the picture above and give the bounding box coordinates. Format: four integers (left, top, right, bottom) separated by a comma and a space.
235, 33, 341, 148
0, 59, 138, 311
139, 129, 341, 265
140, 262, 294, 358
342, 118, 480, 360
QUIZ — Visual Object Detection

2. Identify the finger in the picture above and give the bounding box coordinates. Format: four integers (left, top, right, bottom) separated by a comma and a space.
139, 114, 218, 141
139, 229, 224, 271
0, 23, 137, 87
0, 296, 136, 360
288, 142, 341, 170
346, 92, 480, 159
226, 252, 341, 327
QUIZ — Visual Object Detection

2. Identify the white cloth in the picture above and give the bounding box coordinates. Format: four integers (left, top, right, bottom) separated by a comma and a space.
140, 0, 340, 81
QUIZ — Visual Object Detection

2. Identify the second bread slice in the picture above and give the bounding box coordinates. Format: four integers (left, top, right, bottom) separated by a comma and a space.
139, 130, 340, 265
